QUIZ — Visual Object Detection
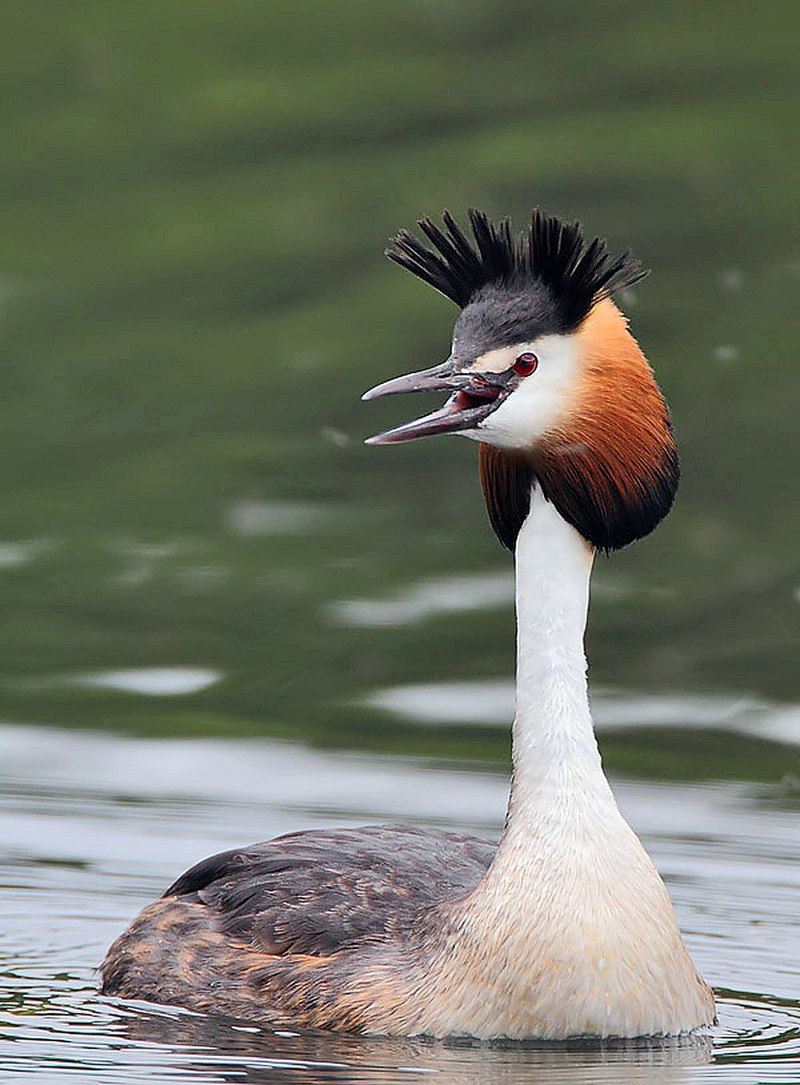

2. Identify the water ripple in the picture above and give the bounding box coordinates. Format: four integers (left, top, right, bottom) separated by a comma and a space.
0, 725, 798, 1083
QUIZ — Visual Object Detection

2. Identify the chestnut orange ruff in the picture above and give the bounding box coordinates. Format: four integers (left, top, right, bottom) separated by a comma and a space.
479, 300, 679, 552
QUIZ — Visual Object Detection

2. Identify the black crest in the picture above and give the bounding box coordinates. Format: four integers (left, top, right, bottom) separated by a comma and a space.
386, 208, 647, 330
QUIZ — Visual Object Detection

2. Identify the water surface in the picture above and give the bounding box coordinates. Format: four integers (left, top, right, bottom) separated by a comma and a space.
1, 724, 798, 1083
0, 2, 798, 1081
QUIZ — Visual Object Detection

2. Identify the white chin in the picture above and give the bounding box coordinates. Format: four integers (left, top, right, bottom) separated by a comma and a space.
457, 421, 533, 449
458, 332, 580, 449
457, 428, 486, 444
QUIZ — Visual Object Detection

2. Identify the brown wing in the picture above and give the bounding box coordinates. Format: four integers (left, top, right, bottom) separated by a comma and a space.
163, 823, 495, 956
102, 823, 496, 1027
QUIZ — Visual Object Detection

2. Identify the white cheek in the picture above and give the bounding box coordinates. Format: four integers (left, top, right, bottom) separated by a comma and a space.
460, 334, 580, 449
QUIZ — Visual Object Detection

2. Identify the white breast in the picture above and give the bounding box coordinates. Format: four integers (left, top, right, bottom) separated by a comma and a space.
405, 490, 714, 1040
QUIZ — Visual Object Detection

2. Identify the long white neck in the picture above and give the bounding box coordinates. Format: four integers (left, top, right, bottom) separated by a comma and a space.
504, 484, 619, 833
423, 483, 713, 1040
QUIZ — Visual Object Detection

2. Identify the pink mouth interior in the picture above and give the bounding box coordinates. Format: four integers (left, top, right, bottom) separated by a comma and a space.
451, 386, 503, 413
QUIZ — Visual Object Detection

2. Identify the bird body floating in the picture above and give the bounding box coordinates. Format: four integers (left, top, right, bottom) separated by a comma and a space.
103, 210, 714, 1041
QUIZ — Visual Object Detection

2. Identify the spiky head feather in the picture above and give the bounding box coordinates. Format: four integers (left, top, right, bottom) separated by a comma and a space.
386, 208, 647, 331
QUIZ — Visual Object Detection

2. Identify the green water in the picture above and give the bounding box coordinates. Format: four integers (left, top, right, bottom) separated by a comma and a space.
0, 0, 798, 781
2, 9, 800, 1079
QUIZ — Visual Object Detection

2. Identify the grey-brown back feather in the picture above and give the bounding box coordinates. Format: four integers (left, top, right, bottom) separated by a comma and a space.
165, 824, 496, 956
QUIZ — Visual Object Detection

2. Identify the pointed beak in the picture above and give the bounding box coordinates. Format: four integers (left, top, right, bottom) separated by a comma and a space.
362, 359, 509, 445
362, 359, 466, 402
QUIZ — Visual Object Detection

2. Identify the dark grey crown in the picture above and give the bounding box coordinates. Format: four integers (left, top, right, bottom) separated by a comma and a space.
386, 208, 647, 333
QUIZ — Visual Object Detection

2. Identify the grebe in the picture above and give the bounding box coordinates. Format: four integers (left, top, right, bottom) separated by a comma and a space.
102, 209, 715, 1040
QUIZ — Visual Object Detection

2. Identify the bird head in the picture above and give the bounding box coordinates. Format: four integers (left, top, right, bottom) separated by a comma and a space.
363, 209, 679, 553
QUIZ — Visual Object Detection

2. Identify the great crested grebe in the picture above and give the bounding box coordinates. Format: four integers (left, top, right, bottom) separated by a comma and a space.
102, 209, 715, 1040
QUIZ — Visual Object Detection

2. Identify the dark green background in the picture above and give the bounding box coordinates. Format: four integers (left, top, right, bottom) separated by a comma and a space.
1, 1, 797, 779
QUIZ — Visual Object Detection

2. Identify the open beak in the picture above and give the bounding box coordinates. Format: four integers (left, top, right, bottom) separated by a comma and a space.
362, 359, 508, 444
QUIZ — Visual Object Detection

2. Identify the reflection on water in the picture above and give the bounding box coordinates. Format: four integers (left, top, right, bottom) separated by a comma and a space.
72, 666, 224, 696
84, 1007, 720, 1084
224, 499, 329, 538
364, 681, 800, 746
0, 539, 52, 569
1, 724, 798, 1083
328, 571, 514, 628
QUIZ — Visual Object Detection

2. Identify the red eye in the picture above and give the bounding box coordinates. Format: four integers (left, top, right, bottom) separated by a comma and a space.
513, 351, 538, 376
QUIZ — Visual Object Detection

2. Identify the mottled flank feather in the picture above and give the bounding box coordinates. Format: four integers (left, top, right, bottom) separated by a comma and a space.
386, 209, 647, 329
164, 824, 494, 955
102, 824, 495, 1030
